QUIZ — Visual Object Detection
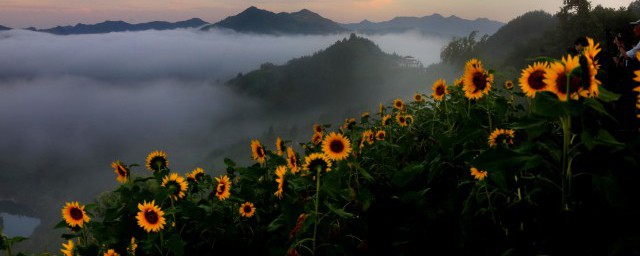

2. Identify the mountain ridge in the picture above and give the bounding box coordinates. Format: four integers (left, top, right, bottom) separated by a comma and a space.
342, 13, 504, 37
33, 18, 208, 35
202, 6, 347, 34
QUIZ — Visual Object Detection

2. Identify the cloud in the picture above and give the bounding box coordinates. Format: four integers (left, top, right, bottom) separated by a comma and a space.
0, 28, 446, 249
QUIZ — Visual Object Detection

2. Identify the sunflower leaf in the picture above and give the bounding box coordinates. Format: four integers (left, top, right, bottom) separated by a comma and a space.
584, 98, 617, 122
166, 233, 185, 256
324, 201, 354, 219
597, 86, 621, 102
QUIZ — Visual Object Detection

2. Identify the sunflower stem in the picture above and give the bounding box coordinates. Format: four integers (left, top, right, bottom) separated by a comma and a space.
560, 114, 572, 211
6, 244, 12, 256
487, 109, 493, 132
483, 184, 496, 224
312, 165, 322, 256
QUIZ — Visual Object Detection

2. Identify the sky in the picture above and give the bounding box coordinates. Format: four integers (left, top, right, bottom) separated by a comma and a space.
0, 0, 635, 29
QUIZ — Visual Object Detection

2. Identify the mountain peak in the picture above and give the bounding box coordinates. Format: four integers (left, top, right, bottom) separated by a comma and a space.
207, 6, 345, 34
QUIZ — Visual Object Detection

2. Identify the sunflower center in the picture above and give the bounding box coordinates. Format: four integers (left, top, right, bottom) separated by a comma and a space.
556, 73, 582, 95
167, 181, 180, 196
145, 210, 159, 224
377, 133, 385, 140
243, 205, 252, 213
399, 116, 406, 123
117, 166, 127, 177
257, 147, 265, 158
217, 183, 226, 195
435, 86, 445, 96
472, 72, 487, 91
528, 70, 546, 90
415, 95, 422, 100
329, 140, 344, 153
151, 157, 167, 171
70, 208, 83, 220
309, 159, 328, 173
289, 156, 297, 167
395, 102, 402, 108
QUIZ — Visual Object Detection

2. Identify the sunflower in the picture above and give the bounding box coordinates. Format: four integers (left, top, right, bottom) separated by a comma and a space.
186, 167, 205, 183
111, 160, 129, 183
504, 80, 514, 90
239, 202, 256, 218
251, 139, 266, 164
313, 124, 323, 134
361, 112, 370, 119
413, 93, 424, 102
136, 200, 166, 233
518, 62, 549, 98
405, 115, 414, 126
61, 240, 74, 256
274, 137, 285, 156
362, 130, 374, 145
431, 79, 448, 101
488, 128, 515, 148
104, 249, 119, 256
162, 173, 188, 200
145, 150, 168, 172
544, 55, 581, 101
375, 130, 386, 141
302, 153, 332, 175
393, 98, 404, 110
286, 147, 300, 174
470, 167, 488, 181
128, 237, 137, 255
311, 132, 323, 145
463, 60, 493, 100
579, 37, 601, 98
61, 201, 90, 228
454, 77, 464, 87
396, 114, 408, 127
381, 115, 392, 126
274, 165, 287, 199
322, 132, 352, 161
215, 175, 232, 201
343, 118, 356, 130
465, 58, 482, 70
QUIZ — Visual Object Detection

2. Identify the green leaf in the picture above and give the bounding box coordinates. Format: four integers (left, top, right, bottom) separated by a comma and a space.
584, 98, 617, 121
358, 167, 374, 182
166, 233, 185, 256
267, 215, 285, 232
6, 236, 27, 245
54, 220, 68, 229
391, 164, 424, 187
595, 129, 625, 149
224, 158, 237, 167
581, 131, 596, 150
597, 86, 621, 102
324, 201, 354, 219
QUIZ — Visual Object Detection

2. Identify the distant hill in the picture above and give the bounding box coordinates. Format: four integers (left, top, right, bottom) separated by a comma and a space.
202, 6, 347, 34
0, 25, 11, 31
37, 18, 208, 35
342, 14, 504, 38
481, 11, 558, 67
227, 33, 426, 108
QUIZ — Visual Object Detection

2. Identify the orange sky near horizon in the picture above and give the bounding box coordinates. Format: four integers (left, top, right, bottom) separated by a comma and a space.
0, 0, 635, 28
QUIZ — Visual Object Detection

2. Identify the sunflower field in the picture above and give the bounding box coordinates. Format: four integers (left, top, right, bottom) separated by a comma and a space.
3, 37, 640, 256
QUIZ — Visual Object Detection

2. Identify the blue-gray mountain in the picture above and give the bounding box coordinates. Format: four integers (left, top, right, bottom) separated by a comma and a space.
201, 6, 347, 34
342, 13, 504, 38
32, 18, 208, 35
0, 25, 11, 31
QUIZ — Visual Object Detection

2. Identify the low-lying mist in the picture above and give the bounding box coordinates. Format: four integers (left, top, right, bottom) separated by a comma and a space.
0, 28, 447, 250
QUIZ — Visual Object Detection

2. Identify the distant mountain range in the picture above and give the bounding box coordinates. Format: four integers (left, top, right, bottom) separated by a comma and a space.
0, 25, 10, 31
21, 18, 208, 35
202, 6, 347, 34
0, 6, 504, 37
342, 14, 504, 38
